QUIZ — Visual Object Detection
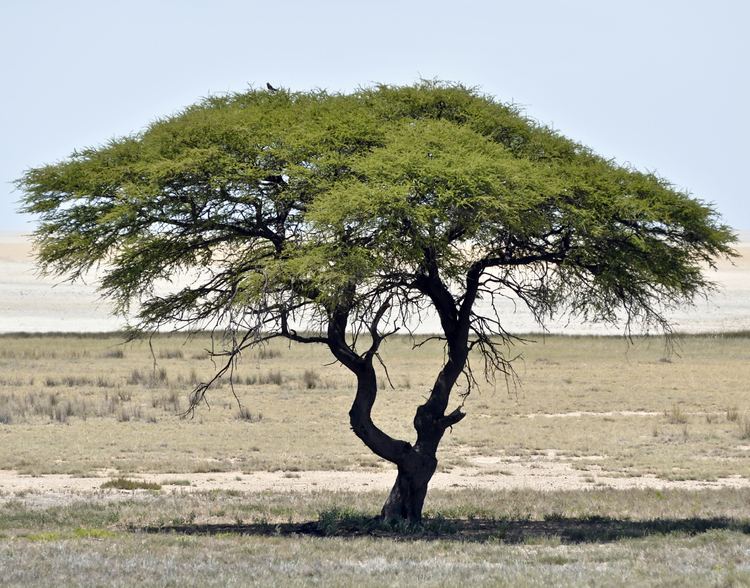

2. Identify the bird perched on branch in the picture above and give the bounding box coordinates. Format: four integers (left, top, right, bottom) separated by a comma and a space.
266, 82, 279, 92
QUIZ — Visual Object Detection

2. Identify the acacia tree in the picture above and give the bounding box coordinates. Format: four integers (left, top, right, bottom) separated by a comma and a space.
20, 82, 735, 522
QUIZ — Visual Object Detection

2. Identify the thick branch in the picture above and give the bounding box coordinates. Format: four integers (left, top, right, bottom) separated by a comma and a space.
348, 362, 412, 464
325, 300, 411, 464
279, 312, 329, 345
439, 407, 467, 429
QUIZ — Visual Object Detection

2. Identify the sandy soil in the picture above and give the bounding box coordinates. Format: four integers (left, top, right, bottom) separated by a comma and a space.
525, 411, 661, 418
0, 234, 122, 332
2, 452, 748, 507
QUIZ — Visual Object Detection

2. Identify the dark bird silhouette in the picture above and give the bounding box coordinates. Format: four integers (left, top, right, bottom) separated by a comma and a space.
266, 82, 278, 92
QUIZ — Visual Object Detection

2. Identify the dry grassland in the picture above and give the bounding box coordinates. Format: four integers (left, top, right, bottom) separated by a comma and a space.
0, 332, 748, 483
3, 528, 747, 587
1, 488, 750, 586
1, 332, 750, 585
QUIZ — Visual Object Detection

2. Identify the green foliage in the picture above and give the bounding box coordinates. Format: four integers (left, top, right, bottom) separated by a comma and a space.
18, 81, 736, 339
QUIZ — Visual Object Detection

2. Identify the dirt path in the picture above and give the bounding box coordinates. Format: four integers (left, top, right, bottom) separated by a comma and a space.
2, 454, 748, 507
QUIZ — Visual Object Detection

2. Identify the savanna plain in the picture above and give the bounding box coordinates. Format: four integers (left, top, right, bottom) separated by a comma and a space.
1, 331, 749, 586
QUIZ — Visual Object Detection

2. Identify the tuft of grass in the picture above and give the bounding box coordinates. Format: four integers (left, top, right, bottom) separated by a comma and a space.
266, 370, 282, 386
302, 369, 320, 390
727, 406, 740, 422
665, 404, 688, 425
0, 407, 12, 425
61, 376, 94, 387
101, 478, 161, 491
256, 347, 281, 360
95, 376, 115, 388
127, 369, 145, 385
127, 367, 168, 387
158, 349, 184, 360
162, 479, 192, 486
177, 369, 200, 386
739, 415, 750, 440
237, 407, 263, 423
102, 349, 125, 359
243, 371, 282, 386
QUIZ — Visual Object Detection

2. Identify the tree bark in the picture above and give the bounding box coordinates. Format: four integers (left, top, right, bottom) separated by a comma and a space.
344, 366, 467, 523
379, 352, 470, 521
346, 364, 450, 523
348, 365, 411, 464
381, 446, 438, 523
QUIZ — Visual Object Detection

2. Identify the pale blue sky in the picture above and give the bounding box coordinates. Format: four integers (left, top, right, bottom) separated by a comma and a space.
2, 0, 748, 232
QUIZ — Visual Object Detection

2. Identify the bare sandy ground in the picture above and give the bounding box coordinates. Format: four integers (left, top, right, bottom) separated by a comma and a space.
0, 234, 122, 332
2, 452, 748, 508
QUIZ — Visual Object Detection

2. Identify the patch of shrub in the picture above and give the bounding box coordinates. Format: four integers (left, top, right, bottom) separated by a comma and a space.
117, 405, 142, 422
152, 390, 181, 412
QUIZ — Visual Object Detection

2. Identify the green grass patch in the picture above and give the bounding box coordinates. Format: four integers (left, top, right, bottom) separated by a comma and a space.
25, 528, 118, 542
316, 507, 457, 537
101, 478, 161, 491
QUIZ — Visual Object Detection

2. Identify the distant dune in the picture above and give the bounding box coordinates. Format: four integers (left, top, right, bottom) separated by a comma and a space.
1, 233, 748, 334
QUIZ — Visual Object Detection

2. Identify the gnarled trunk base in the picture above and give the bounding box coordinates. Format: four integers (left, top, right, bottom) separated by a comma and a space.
380, 449, 438, 523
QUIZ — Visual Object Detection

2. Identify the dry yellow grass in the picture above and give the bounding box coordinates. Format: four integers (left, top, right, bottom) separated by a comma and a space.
0, 332, 748, 482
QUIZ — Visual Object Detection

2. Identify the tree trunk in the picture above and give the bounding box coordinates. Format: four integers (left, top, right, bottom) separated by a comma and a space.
332, 315, 466, 524
381, 447, 438, 523
325, 291, 469, 525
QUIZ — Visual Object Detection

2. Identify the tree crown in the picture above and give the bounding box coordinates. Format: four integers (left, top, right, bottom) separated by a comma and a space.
20, 82, 736, 374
